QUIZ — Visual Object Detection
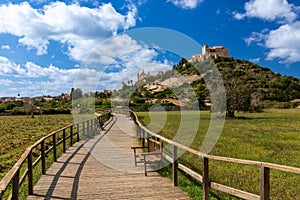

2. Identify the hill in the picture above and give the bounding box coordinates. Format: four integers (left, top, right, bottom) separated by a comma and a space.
119, 57, 300, 116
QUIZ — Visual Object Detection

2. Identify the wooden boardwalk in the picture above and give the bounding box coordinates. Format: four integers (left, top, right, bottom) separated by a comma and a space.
27, 114, 190, 200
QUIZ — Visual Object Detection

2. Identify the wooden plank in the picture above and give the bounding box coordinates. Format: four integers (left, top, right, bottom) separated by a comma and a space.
32, 155, 41, 168
263, 162, 300, 174
206, 155, 262, 167
28, 114, 190, 200
18, 169, 28, 188
210, 182, 260, 200
178, 163, 202, 182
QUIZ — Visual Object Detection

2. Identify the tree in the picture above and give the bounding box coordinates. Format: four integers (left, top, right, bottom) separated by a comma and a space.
221, 67, 252, 118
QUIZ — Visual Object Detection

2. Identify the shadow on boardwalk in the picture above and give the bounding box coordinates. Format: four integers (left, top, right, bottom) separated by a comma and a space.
28, 114, 190, 200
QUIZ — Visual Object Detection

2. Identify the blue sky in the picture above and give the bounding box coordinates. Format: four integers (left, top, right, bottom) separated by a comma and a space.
0, 0, 300, 97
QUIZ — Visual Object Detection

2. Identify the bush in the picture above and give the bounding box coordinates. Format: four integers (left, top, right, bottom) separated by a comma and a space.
9, 107, 26, 115
263, 100, 297, 109
44, 108, 71, 114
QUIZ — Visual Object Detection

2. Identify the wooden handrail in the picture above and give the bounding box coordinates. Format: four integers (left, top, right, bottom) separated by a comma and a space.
0, 111, 111, 200
129, 110, 300, 200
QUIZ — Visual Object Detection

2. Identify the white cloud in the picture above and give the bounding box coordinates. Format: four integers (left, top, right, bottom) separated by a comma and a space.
245, 22, 300, 63
0, 56, 26, 76
0, 2, 137, 60
80, 34, 141, 65
0, 43, 173, 96
0, 56, 102, 96
244, 31, 267, 46
0, 79, 12, 86
264, 22, 300, 63
77, 47, 173, 92
167, 0, 203, 9
249, 57, 261, 63
1, 45, 10, 50
234, 0, 298, 23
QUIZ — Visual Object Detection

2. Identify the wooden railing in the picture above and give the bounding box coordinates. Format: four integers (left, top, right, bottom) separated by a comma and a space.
129, 111, 300, 200
0, 112, 111, 200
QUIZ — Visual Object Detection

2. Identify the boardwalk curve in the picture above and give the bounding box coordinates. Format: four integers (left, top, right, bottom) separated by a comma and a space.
27, 114, 190, 200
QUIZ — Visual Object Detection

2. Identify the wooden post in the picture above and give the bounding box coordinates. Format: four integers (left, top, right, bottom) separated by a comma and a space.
76, 124, 80, 142
142, 129, 145, 148
96, 116, 99, 128
172, 145, 178, 186
137, 126, 139, 137
202, 157, 209, 200
41, 140, 46, 174
99, 115, 102, 127
53, 133, 57, 162
90, 119, 93, 131
94, 118, 97, 130
70, 125, 73, 147
87, 120, 90, 133
28, 150, 33, 195
260, 166, 270, 200
63, 129, 66, 153
82, 121, 85, 136
12, 169, 20, 200
76, 123, 80, 139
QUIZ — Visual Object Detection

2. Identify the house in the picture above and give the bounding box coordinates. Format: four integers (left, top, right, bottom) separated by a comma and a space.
0, 97, 16, 102
62, 94, 71, 100
189, 44, 233, 62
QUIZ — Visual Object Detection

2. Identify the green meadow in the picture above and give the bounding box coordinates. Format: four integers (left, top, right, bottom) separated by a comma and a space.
136, 109, 300, 199
0, 114, 74, 181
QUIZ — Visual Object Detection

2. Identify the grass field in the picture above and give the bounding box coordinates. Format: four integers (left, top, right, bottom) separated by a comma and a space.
136, 109, 300, 200
0, 114, 73, 181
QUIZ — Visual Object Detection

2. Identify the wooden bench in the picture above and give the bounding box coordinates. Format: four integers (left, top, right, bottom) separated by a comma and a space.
131, 138, 163, 176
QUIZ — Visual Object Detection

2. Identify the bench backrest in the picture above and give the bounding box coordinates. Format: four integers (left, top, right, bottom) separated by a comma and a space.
148, 138, 163, 153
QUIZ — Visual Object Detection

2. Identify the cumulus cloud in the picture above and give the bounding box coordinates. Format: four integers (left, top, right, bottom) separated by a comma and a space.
83, 34, 141, 65
0, 56, 25, 76
76, 45, 173, 92
234, 0, 298, 23
167, 0, 203, 9
0, 56, 102, 96
0, 43, 173, 96
265, 22, 300, 63
238, 0, 300, 63
245, 22, 300, 63
244, 30, 268, 46
0, 2, 137, 60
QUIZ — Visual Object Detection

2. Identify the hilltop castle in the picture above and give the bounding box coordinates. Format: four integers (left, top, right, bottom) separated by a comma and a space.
189, 44, 233, 62
137, 70, 164, 83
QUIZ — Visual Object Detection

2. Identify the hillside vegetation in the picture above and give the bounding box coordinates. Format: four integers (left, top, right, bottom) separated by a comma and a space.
118, 58, 300, 116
